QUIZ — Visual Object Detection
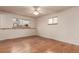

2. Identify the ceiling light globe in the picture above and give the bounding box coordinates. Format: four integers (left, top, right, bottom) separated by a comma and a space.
33, 11, 39, 15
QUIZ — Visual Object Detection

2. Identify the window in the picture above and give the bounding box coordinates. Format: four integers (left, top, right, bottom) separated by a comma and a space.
13, 18, 30, 27
22, 20, 30, 25
48, 16, 58, 25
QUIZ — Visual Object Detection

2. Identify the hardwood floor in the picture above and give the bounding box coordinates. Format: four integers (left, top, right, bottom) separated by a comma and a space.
0, 36, 79, 53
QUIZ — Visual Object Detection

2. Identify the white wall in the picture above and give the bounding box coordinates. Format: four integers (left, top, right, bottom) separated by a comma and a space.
0, 14, 13, 28
0, 29, 36, 40
0, 11, 36, 40
37, 7, 79, 45
0, 11, 36, 28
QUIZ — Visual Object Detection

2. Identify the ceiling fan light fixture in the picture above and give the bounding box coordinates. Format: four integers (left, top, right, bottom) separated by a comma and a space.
33, 11, 39, 15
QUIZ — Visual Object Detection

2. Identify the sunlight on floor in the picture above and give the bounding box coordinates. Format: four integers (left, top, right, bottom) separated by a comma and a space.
11, 43, 32, 53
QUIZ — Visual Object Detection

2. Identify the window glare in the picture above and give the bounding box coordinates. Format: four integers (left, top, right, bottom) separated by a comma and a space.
53, 17, 58, 23
13, 18, 30, 26
48, 17, 58, 25
48, 18, 53, 24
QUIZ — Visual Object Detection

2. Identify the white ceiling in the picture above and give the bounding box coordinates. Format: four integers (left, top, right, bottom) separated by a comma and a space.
0, 6, 72, 18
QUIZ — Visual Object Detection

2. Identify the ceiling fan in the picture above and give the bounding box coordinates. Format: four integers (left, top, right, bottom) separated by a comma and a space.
33, 6, 40, 15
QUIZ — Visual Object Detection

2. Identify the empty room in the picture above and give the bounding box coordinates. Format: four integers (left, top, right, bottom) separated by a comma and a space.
0, 6, 79, 53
